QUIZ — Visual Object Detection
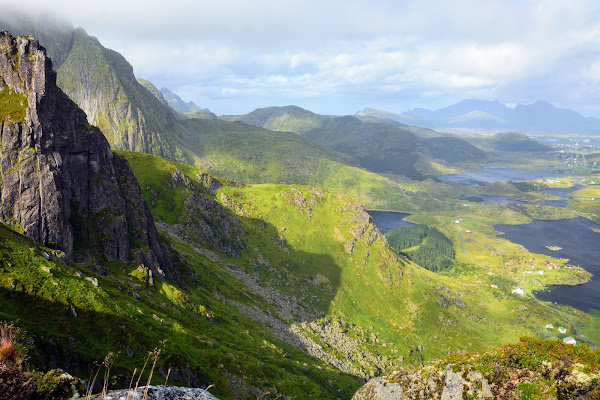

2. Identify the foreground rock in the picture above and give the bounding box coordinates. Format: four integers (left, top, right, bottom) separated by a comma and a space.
92, 386, 219, 400
353, 338, 600, 399
0, 31, 169, 273
352, 364, 492, 400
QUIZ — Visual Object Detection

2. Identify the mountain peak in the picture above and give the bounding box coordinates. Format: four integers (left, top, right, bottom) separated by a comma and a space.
160, 87, 205, 113
515, 100, 555, 110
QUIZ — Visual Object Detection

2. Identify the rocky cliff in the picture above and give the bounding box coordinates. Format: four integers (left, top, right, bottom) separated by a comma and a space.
0, 31, 169, 273
0, 13, 183, 161
56, 28, 178, 158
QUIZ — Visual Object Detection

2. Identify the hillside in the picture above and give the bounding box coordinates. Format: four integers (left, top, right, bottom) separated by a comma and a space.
226, 106, 487, 178
120, 152, 600, 393
2, 147, 597, 397
170, 118, 417, 210
221, 105, 327, 134
490, 131, 554, 152
0, 31, 363, 398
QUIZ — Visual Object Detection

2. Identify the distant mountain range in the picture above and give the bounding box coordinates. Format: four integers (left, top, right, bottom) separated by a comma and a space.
358, 99, 600, 133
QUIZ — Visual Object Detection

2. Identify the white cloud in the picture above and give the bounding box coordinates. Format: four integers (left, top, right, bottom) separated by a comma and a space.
2, 0, 600, 115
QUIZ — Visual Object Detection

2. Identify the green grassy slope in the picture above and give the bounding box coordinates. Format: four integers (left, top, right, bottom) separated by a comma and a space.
0, 188, 362, 399
224, 106, 487, 179
2, 151, 597, 398
176, 118, 416, 210
124, 152, 592, 372
178, 118, 356, 182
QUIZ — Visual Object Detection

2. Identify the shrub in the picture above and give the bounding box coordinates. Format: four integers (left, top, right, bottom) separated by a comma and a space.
0, 320, 26, 364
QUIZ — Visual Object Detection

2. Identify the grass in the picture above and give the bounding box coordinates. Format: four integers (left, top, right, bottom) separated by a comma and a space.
572, 186, 600, 198
0, 174, 362, 398
121, 151, 600, 360
135, 118, 418, 211
2, 149, 599, 398
0, 321, 25, 364
0, 88, 27, 123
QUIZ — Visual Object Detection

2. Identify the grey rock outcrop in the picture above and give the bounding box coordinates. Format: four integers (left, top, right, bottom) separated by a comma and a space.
352, 364, 494, 400
0, 31, 169, 273
92, 386, 219, 400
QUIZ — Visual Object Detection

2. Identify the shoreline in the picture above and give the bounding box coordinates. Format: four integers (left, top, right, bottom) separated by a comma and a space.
365, 209, 416, 214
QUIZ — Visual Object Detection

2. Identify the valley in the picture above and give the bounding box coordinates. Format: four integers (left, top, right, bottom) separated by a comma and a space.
1, 13, 600, 400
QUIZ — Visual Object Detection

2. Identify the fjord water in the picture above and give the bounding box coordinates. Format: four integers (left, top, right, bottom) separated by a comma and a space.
496, 217, 600, 312
458, 183, 584, 208
459, 193, 570, 208
440, 166, 575, 185
367, 210, 414, 234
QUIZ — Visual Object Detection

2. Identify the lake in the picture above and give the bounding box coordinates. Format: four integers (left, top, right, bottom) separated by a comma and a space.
495, 217, 600, 312
440, 166, 575, 185
458, 190, 578, 208
367, 210, 414, 234
545, 183, 585, 198
457, 180, 585, 209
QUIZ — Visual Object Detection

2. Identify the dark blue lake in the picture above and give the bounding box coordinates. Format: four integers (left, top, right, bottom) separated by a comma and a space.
367, 211, 414, 234
460, 195, 565, 208
495, 217, 600, 312
459, 183, 585, 208
440, 167, 575, 186
545, 183, 585, 198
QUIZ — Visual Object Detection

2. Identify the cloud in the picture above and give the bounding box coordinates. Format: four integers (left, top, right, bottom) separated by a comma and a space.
1, 0, 600, 115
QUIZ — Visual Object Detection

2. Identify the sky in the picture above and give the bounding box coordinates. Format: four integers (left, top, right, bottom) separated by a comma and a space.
2, 0, 600, 117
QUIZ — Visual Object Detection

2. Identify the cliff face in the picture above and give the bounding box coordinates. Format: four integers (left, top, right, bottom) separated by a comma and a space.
0, 14, 183, 160
0, 31, 169, 273
56, 28, 178, 158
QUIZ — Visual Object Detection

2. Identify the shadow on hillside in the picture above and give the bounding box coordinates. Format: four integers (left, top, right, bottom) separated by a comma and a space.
234, 214, 342, 318
0, 280, 362, 398
0, 205, 361, 398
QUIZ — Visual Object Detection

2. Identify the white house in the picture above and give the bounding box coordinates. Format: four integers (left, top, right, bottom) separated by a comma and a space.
545, 324, 553, 329
511, 287, 526, 295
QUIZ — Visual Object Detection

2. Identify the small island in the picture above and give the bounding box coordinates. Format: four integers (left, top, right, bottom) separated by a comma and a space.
546, 245, 563, 251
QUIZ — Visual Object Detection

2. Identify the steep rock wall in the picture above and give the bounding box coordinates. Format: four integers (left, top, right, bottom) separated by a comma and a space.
0, 31, 169, 273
